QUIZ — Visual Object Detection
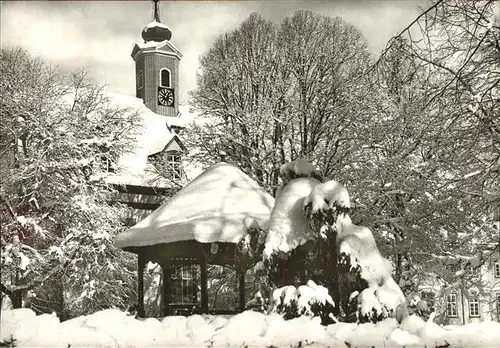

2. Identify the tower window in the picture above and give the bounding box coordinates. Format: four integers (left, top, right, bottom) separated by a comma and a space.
137, 69, 143, 90
469, 297, 480, 317
447, 293, 457, 317
160, 68, 171, 88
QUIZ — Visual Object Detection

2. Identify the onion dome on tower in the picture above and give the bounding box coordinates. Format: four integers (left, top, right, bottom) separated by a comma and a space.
141, 0, 172, 42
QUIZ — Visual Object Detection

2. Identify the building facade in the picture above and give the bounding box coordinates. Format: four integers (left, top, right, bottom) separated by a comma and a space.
444, 249, 500, 324
419, 244, 500, 325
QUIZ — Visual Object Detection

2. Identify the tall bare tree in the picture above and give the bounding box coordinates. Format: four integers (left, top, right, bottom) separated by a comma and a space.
369, 0, 499, 309
189, 11, 375, 194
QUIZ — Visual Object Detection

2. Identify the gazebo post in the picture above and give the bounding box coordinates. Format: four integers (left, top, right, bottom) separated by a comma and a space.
162, 264, 172, 317
237, 270, 245, 312
200, 258, 209, 314
137, 253, 146, 318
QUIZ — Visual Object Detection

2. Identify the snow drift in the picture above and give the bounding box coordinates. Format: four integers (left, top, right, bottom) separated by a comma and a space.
2, 308, 499, 347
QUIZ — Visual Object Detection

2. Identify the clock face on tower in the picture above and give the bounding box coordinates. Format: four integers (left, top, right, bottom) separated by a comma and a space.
158, 87, 174, 107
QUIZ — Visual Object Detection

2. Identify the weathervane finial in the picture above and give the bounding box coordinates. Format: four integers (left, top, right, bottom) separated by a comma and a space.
152, 0, 161, 23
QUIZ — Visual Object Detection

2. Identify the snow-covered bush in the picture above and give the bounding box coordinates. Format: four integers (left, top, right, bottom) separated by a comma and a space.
307, 179, 407, 323
271, 280, 336, 325
259, 159, 407, 324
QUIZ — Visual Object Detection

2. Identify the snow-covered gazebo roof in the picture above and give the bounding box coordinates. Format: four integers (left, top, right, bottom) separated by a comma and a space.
114, 162, 275, 249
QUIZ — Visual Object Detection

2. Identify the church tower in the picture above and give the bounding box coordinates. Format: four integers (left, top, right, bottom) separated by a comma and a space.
131, 0, 182, 117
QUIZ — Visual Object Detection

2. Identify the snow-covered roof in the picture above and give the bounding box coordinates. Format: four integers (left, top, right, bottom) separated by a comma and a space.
59, 90, 182, 188
96, 91, 189, 188
132, 40, 183, 59
162, 105, 199, 131
135, 40, 163, 49
114, 162, 275, 249
145, 20, 170, 30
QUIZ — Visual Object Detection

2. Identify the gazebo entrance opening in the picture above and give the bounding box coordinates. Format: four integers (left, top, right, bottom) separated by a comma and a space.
135, 240, 250, 317
208, 265, 258, 315
166, 264, 247, 316
144, 262, 260, 317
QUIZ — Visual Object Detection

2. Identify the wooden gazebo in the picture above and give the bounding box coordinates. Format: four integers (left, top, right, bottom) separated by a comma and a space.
114, 162, 274, 317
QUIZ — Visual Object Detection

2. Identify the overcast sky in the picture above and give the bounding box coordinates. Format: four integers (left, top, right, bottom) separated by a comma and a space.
2, 0, 428, 104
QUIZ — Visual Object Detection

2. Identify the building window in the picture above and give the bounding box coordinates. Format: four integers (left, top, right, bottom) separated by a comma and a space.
106, 158, 116, 173
166, 151, 182, 180
495, 262, 500, 278
137, 69, 143, 90
447, 293, 458, 317
99, 156, 115, 173
148, 150, 183, 181
497, 294, 500, 321
160, 68, 171, 88
171, 266, 197, 304
469, 298, 480, 317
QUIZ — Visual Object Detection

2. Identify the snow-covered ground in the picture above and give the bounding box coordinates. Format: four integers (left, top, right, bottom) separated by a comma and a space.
1, 308, 499, 347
